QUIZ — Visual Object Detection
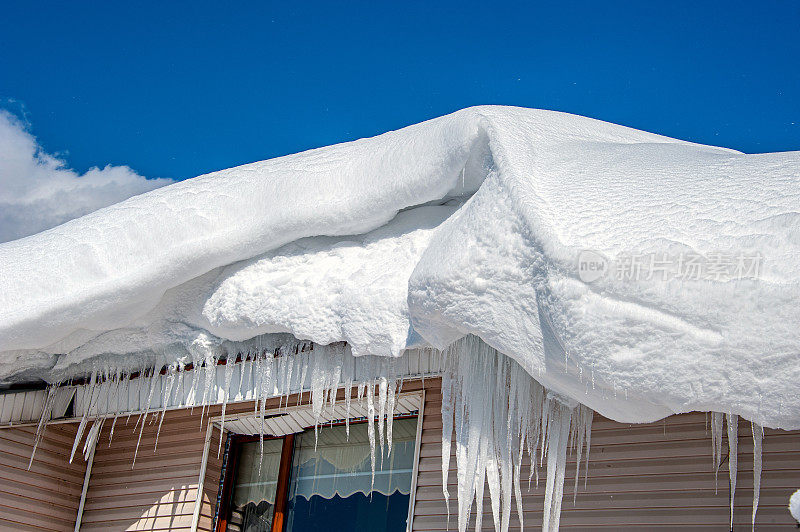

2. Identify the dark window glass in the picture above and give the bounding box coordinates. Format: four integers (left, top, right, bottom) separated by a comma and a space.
284, 418, 417, 532
228, 438, 284, 532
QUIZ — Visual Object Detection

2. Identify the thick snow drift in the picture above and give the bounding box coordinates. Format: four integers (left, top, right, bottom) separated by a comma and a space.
1, 105, 798, 429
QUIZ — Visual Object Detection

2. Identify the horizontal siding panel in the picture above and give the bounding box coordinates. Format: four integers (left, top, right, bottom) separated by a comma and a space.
88, 466, 202, 486
91, 452, 208, 474
84, 488, 196, 511
80, 500, 195, 522
83, 482, 200, 500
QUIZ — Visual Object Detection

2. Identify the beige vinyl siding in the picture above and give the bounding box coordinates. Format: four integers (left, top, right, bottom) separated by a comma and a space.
412, 378, 800, 531
79, 408, 224, 532
0, 423, 87, 531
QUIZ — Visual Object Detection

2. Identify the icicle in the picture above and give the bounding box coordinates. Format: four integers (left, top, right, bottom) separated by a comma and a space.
175, 361, 186, 407
310, 348, 327, 426
132, 368, 159, 469
108, 413, 119, 447
542, 397, 571, 532
378, 375, 387, 464
275, 352, 287, 409
218, 357, 236, 457
252, 354, 263, 418
485, 447, 501, 532
126, 372, 141, 425
440, 356, 453, 521
155, 366, 177, 452
71, 370, 99, 463
107, 371, 124, 446
258, 355, 273, 456
133, 372, 150, 430
328, 345, 343, 415
298, 352, 309, 405
499, 364, 514, 532
283, 351, 295, 409
386, 377, 396, 456
82, 418, 104, 461
189, 351, 203, 412
344, 376, 353, 438
366, 379, 377, 490
727, 413, 738, 531
711, 411, 724, 492
583, 407, 592, 489
751, 422, 763, 530
572, 406, 592, 502
29, 384, 59, 469
200, 350, 216, 422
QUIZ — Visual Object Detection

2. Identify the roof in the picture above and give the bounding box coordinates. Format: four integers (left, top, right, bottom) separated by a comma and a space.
1, 105, 798, 428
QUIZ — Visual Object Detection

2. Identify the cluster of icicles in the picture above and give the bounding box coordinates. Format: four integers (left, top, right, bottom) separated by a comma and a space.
30, 339, 423, 478
28, 335, 765, 532
710, 411, 764, 532
441, 335, 593, 532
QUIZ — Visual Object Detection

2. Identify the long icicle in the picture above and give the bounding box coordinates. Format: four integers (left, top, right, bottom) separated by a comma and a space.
154, 366, 177, 453
132, 367, 159, 469
366, 378, 377, 490
726, 413, 739, 531
440, 351, 454, 525
751, 421, 763, 530
378, 375, 387, 466
218, 356, 236, 457
711, 411, 724, 492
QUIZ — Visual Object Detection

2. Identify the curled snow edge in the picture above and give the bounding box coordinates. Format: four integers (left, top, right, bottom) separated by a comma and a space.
2, 105, 799, 429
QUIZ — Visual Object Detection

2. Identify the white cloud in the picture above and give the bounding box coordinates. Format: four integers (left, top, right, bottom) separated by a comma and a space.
0, 110, 173, 243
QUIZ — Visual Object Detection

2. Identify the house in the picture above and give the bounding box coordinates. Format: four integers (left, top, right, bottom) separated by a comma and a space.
1, 106, 799, 531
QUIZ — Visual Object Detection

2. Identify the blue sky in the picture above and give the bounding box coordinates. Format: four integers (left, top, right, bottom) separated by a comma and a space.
1, 1, 799, 182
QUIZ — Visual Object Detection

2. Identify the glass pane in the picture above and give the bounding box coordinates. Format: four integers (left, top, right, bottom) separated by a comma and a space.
227, 438, 284, 532
285, 418, 417, 532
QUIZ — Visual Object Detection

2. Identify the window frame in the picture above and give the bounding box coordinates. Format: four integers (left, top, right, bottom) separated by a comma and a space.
214, 409, 422, 532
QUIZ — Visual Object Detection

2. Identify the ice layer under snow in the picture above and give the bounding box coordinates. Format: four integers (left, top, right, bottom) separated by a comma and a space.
1, 105, 798, 429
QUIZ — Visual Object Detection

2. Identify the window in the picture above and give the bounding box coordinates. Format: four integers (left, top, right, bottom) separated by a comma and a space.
226, 438, 285, 531
218, 416, 419, 532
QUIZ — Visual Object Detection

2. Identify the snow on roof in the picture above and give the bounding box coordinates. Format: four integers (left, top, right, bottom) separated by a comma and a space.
1, 105, 798, 428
